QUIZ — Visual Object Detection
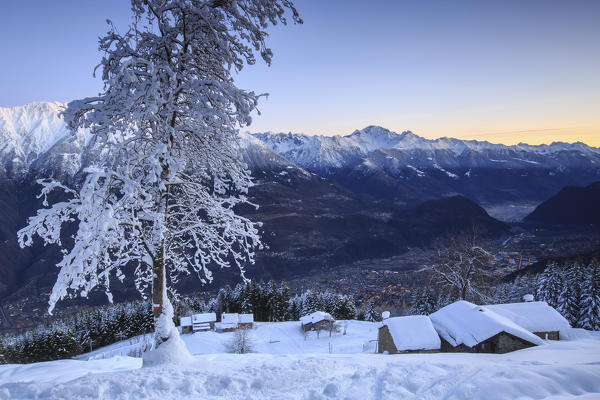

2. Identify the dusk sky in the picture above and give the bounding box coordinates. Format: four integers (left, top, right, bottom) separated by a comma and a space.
1, 0, 598, 146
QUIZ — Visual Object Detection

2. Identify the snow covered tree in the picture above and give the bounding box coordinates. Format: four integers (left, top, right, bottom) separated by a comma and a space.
17, 0, 301, 359
226, 327, 253, 354
430, 232, 494, 303
537, 263, 564, 310
557, 263, 583, 326
362, 299, 380, 322
579, 262, 600, 331
410, 287, 437, 315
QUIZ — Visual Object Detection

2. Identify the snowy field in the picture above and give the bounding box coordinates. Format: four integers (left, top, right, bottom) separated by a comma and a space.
1, 321, 600, 399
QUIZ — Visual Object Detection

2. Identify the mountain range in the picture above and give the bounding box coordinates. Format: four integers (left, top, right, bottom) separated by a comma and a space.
1, 102, 599, 318
253, 126, 600, 209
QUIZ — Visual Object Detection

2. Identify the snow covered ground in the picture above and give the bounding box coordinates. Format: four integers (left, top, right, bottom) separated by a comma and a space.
1, 321, 600, 399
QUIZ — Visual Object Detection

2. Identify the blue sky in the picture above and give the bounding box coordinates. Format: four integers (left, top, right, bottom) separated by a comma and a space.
1, 0, 599, 145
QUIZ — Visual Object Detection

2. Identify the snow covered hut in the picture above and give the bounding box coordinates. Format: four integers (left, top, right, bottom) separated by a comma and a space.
238, 314, 254, 329
430, 301, 544, 353
180, 316, 193, 334
378, 316, 441, 354
215, 313, 240, 332
191, 313, 216, 332
300, 311, 334, 332
484, 301, 570, 340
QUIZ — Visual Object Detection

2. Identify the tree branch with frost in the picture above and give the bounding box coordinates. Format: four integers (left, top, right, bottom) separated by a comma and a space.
430, 231, 494, 303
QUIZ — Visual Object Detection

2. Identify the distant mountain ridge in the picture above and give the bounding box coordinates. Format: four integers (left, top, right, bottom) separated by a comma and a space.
253, 125, 599, 171
253, 126, 600, 206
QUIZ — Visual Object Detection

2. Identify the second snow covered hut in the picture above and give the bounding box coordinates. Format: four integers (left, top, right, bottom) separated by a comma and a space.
378, 315, 441, 354
300, 311, 334, 332
430, 300, 544, 353
484, 301, 570, 340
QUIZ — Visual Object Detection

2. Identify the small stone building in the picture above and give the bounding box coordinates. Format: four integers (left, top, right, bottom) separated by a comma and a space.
180, 316, 193, 334
378, 315, 441, 354
238, 313, 254, 329
300, 311, 335, 332
430, 301, 543, 354
191, 312, 217, 332
215, 313, 240, 332
484, 301, 570, 340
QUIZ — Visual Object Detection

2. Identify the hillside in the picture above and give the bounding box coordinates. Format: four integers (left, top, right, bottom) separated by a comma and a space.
1, 102, 595, 324
525, 182, 600, 226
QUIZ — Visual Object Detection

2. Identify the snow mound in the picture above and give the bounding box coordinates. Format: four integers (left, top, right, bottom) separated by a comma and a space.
430, 301, 544, 348
142, 327, 195, 367
383, 316, 441, 351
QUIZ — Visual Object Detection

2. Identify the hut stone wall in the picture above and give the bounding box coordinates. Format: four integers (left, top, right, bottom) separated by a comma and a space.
378, 325, 397, 354
533, 331, 559, 341
441, 331, 537, 354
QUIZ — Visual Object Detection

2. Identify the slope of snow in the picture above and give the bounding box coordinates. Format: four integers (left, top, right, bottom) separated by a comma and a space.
0, 323, 599, 400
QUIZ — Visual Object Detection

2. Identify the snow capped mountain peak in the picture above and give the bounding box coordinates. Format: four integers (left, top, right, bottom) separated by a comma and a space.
0, 102, 73, 175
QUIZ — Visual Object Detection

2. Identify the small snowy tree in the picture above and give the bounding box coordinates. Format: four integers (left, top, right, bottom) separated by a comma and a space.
227, 327, 253, 354
430, 232, 494, 303
557, 263, 583, 326
363, 299, 380, 322
17, 0, 301, 359
537, 263, 564, 309
579, 262, 600, 331
410, 287, 437, 315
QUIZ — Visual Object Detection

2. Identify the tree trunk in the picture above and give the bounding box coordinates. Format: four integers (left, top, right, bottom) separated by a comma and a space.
152, 255, 165, 320
152, 247, 170, 344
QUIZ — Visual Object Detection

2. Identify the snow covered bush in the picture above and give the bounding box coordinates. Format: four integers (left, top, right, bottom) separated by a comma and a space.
226, 327, 254, 354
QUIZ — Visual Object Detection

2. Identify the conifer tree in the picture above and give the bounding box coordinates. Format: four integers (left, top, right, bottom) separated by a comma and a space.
580, 262, 600, 330
557, 263, 583, 326
411, 288, 438, 315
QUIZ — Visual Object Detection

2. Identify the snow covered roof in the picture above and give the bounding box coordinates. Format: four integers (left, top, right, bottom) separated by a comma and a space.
180, 316, 192, 327
239, 314, 254, 323
221, 313, 239, 324
192, 313, 216, 323
300, 311, 334, 325
429, 301, 544, 348
383, 316, 441, 351
484, 302, 570, 334
214, 322, 237, 330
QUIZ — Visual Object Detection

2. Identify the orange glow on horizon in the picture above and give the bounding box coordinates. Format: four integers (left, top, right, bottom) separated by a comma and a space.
419, 127, 600, 147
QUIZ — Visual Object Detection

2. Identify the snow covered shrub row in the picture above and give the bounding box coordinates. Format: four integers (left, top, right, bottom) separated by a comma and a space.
1, 301, 153, 364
